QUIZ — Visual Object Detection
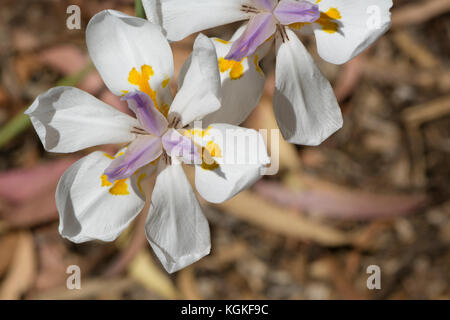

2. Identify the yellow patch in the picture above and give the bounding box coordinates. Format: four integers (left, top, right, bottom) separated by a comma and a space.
214, 38, 230, 45
137, 173, 147, 194
162, 76, 170, 88
127, 65, 169, 117
103, 153, 115, 160
101, 153, 130, 196
201, 148, 219, 171
101, 174, 113, 187
160, 102, 170, 118
290, 8, 341, 34
205, 141, 222, 158
316, 8, 341, 33
201, 140, 222, 171
325, 8, 341, 20
109, 179, 130, 196
184, 126, 213, 138
254, 55, 263, 75
218, 57, 245, 80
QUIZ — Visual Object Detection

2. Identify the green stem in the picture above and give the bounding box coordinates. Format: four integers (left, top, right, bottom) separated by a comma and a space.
135, 0, 146, 18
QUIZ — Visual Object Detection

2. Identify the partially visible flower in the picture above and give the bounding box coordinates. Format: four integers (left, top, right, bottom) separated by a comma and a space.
25, 10, 269, 273
143, 0, 393, 145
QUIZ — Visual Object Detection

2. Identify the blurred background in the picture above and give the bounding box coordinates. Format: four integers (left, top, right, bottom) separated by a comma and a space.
0, 0, 449, 299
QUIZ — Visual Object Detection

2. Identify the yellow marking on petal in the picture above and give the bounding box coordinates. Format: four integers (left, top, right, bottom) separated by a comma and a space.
109, 179, 130, 196
127, 65, 168, 116
184, 126, 213, 138
214, 38, 230, 45
121, 90, 129, 96
103, 153, 115, 160
205, 141, 222, 158
290, 22, 307, 30
218, 57, 245, 80
317, 8, 341, 33
315, 0, 322, 3
290, 8, 341, 34
137, 173, 147, 194
201, 147, 220, 171
325, 8, 341, 20
162, 76, 170, 88
101, 174, 113, 187
254, 55, 263, 75
160, 102, 170, 118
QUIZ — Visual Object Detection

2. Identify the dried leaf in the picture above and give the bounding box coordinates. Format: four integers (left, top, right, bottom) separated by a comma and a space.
213, 190, 352, 246
128, 250, 179, 299
0, 231, 36, 299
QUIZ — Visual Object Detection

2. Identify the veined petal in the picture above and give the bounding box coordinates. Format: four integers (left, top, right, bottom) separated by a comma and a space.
86, 10, 173, 109
56, 152, 146, 243
274, 29, 343, 145
202, 34, 267, 126
25, 86, 138, 153
104, 135, 162, 181
253, 0, 278, 11
225, 12, 276, 61
146, 162, 211, 273
195, 124, 270, 203
274, 0, 320, 25
142, 0, 250, 41
162, 129, 201, 165
169, 34, 221, 127
313, 0, 393, 64
122, 91, 168, 137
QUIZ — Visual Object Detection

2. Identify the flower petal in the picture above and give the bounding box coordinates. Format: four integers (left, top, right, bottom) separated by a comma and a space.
274, 29, 343, 145
56, 151, 146, 243
146, 162, 210, 273
86, 9, 173, 108
253, 0, 278, 11
25, 86, 138, 153
195, 124, 270, 203
313, 0, 393, 64
142, 0, 249, 41
225, 12, 276, 61
274, 0, 320, 25
201, 34, 267, 126
169, 34, 221, 127
122, 91, 168, 137
104, 135, 162, 181
162, 129, 201, 165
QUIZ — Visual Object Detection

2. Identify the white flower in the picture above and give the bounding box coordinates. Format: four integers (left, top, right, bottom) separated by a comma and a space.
25, 10, 270, 273
143, 0, 393, 145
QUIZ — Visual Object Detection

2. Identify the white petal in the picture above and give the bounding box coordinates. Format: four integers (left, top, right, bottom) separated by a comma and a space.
201, 34, 267, 126
146, 162, 210, 273
25, 86, 138, 153
86, 10, 173, 108
274, 29, 343, 145
142, 0, 250, 41
195, 124, 270, 203
169, 34, 221, 127
56, 151, 148, 243
314, 0, 393, 64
